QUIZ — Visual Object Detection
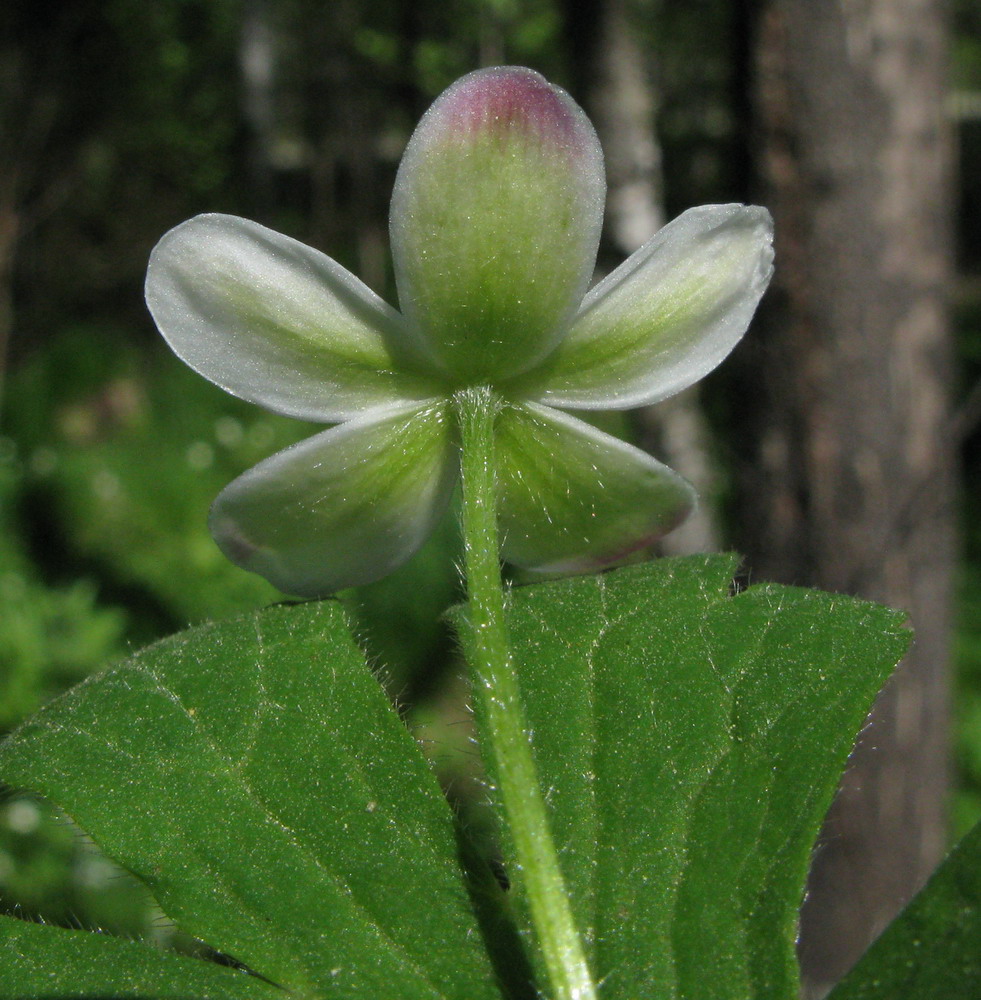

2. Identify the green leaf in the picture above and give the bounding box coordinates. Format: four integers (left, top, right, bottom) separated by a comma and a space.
0, 601, 503, 1000
826, 818, 981, 1000
0, 915, 278, 1000
492, 554, 909, 1000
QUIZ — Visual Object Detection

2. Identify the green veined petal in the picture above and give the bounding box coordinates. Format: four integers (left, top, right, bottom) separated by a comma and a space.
146, 214, 440, 422
210, 402, 457, 597
390, 67, 605, 383
520, 205, 773, 410
496, 402, 695, 575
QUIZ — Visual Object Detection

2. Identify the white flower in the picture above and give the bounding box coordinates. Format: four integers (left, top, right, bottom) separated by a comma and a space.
145, 67, 773, 597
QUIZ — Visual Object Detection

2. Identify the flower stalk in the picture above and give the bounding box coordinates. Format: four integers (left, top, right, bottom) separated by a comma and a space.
455, 386, 597, 1000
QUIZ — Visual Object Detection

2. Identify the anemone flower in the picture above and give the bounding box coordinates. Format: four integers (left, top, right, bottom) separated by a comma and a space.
145, 66, 773, 598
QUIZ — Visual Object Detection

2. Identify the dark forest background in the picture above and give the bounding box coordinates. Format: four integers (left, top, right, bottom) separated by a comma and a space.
1, 1, 980, 996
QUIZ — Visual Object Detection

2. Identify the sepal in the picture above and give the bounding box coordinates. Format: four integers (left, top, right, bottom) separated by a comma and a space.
390, 67, 606, 383
210, 403, 457, 596
496, 402, 695, 575
146, 214, 438, 422
523, 205, 774, 410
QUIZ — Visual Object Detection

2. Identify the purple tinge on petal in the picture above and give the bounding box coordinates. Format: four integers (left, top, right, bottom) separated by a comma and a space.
537, 508, 693, 577
434, 66, 586, 150
214, 517, 259, 567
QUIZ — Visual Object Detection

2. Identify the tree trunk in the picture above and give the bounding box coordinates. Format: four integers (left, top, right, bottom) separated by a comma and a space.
580, 0, 722, 555
239, 0, 277, 214
739, 1, 956, 993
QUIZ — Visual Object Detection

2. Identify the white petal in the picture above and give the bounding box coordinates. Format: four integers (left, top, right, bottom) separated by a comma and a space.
523, 205, 774, 410
497, 403, 695, 575
146, 214, 439, 422
210, 403, 456, 597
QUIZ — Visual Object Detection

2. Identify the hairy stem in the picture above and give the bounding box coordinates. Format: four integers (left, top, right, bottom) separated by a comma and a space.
454, 386, 596, 1000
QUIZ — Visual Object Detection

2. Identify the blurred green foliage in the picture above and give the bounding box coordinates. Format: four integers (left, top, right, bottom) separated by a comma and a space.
0, 461, 126, 730
955, 561, 981, 840
0, 794, 160, 939
5, 327, 298, 623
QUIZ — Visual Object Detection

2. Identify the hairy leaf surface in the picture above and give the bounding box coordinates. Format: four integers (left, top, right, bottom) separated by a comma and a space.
488, 555, 909, 1000
0, 601, 502, 1000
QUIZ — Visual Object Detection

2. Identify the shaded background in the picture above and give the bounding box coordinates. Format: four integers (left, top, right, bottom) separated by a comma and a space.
0, 0, 979, 996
